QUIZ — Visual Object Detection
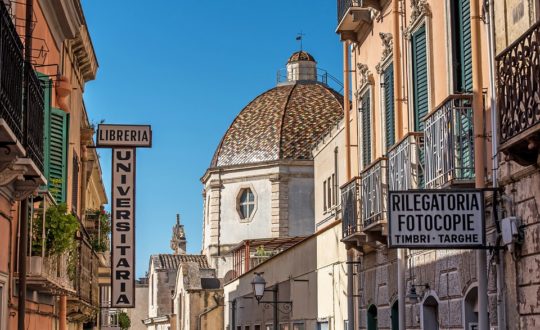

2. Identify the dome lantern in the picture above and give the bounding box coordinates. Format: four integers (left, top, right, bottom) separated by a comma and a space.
286, 51, 317, 82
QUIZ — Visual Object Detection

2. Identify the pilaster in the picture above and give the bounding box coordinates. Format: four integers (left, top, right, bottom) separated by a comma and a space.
270, 174, 289, 237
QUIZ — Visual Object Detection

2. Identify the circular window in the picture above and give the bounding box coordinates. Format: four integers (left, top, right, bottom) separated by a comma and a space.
238, 188, 255, 219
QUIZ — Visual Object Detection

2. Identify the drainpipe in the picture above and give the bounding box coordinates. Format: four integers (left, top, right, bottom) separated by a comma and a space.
18, 0, 34, 328
197, 301, 221, 330
347, 248, 354, 330
484, 0, 506, 329
471, 0, 488, 329
392, 1, 406, 329
343, 40, 352, 180
393, 0, 403, 139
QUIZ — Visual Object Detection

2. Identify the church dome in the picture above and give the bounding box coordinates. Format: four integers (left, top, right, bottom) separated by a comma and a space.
210, 82, 344, 168
288, 51, 316, 63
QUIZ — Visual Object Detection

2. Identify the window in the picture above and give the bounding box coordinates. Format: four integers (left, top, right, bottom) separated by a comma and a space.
72, 152, 80, 215
367, 304, 378, 330
254, 325, 261, 330
265, 325, 273, 330
293, 323, 305, 330
323, 180, 327, 211
422, 296, 439, 330
280, 324, 289, 330
317, 322, 328, 330
327, 176, 332, 209
450, 0, 472, 92
360, 89, 372, 167
238, 188, 256, 220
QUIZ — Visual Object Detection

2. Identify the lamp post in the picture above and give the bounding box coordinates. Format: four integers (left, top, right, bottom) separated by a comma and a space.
251, 273, 292, 330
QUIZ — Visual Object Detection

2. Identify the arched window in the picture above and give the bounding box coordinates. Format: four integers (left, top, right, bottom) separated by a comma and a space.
367, 304, 378, 330
391, 301, 399, 330
422, 296, 439, 330
238, 188, 255, 219
464, 286, 478, 329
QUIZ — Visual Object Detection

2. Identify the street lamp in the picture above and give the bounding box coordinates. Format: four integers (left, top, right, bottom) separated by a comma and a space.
249, 273, 293, 330
251, 272, 266, 303
407, 283, 430, 303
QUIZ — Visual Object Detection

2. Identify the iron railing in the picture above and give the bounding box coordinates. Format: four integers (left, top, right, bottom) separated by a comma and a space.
341, 177, 360, 238
361, 158, 387, 229
26, 193, 75, 294
388, 132, 424, 191
0, 0, 24, 142
496, 20, 540, 144
76, 239, 100, 307
276, 67, 345, 94
25, 65, 45, 173
424, 95, 475, 188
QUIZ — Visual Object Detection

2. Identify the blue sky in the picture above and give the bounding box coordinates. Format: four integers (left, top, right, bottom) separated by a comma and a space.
81, 1, 344, 277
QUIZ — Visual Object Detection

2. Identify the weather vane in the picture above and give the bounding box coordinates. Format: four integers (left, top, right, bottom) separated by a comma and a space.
296, 31, 306, 50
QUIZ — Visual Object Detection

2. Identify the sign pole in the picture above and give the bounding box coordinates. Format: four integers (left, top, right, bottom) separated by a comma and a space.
95, 124, 151, 308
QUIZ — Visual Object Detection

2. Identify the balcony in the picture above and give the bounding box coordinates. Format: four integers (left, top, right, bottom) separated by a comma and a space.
0, 0, 45, 195
227, 237, 304, 282
0, 0, 24, 162
341, 177, 361, 240
424, 95, 475, 188
496, 20, 540, 166
361, 158, 388, 232
388, 132, 424, 190
25, 193, 75, 295
336, 0, 382, 40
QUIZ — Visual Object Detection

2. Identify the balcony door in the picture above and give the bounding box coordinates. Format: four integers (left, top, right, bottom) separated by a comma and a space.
450, 0, 472, 93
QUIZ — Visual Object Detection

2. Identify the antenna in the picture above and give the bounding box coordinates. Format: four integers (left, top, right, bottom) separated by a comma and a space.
296, 31, 306, 51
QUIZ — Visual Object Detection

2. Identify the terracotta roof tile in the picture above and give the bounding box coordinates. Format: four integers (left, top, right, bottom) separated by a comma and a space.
210, 82, 343, 167
152, 254, 210, 270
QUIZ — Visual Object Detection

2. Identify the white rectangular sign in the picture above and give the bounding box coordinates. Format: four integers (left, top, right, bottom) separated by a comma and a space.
388, 190, 485, 248
97, 124, 152, 148
111, 148, 136, 307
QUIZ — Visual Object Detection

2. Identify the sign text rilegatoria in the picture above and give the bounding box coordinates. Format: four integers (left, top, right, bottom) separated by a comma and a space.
111, 148, 136, 307
388, 190, 485, 249
96, 124, 152, 308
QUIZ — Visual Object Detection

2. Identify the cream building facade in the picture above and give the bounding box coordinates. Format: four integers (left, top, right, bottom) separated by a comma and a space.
336, 0, 539, 329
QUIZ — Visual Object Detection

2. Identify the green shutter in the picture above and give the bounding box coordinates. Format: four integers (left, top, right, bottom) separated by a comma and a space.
452, 0, 472, 92
460, 0, 472, 92
48, 108, 69, 203
37, 73, 52, 181
411, 24, 429, 131
384, 64, 395, 149
361, 90, 371, 167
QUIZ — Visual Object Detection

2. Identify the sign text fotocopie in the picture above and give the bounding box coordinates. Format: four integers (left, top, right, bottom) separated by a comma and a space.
388, 190, 485, 249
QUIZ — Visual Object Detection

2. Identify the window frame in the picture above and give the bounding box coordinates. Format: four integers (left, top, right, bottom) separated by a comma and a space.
236, 186, 257, 222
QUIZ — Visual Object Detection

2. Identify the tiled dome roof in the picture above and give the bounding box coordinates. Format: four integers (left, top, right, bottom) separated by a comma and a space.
210, 82, 344, 168
287, 51, 316, 63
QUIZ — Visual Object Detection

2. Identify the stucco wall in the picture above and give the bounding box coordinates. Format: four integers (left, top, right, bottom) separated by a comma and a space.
127, 284, 148, 330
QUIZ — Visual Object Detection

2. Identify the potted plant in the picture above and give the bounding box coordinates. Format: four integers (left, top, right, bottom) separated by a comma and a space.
118, 311, 131, 330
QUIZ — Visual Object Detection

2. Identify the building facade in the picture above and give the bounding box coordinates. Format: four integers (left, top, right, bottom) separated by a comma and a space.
336, 0, 539, 329
0, 1, 107, 329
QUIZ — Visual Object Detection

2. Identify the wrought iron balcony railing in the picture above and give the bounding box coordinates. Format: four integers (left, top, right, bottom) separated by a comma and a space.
361, 158, 387, 229
341, 177, 360, 238
496, 20, 540, 165
75, 239, 100, 307
388, 132, 424, 191
0, 0, 24, 142
26, 193, 75, 294
25, 66, 45, 173
424, 95, 475, 188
